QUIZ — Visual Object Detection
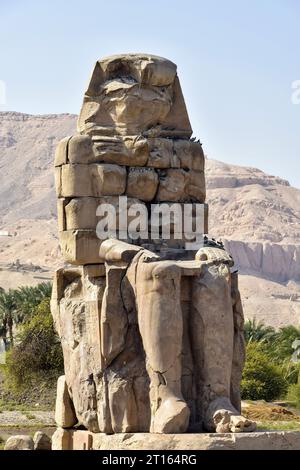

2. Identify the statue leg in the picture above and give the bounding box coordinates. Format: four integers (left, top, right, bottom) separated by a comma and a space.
128, 255, 190, 433
230, 271, 246, 412
191, 263, 256, 433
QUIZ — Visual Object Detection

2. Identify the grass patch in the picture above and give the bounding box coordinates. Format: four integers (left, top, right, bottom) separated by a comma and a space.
0, 400, 36, 413
23, 413, 36, 420
257, 421, 300, 431
0, 369, 58, 412
0, 423, 54, 429
242, 400, 299, 421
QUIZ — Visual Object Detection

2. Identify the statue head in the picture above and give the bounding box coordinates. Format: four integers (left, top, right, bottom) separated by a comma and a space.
78, 54, 192, 137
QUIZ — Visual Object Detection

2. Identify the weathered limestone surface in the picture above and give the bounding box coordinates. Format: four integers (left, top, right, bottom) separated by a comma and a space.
59, 229, 103, 265
4, 435, 34, 451
52, 429, 300, 451
77, 54, 191, 137
33, 431, 52, 451
52, 261, 150, 433
51, 54, 255, 439
53, 55, 207, 262
55, 375, 77, 428
58, 163, 127, 197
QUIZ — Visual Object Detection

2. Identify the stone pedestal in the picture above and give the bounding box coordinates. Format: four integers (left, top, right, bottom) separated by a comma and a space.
52, 428, 300, 451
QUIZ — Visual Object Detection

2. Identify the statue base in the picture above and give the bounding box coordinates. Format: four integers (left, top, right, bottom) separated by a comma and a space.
52, 428, 300, 450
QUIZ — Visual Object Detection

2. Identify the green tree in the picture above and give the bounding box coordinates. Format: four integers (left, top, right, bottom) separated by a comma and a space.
6, 297, 63, 387
241, 342, 288, 401
244, 319, 276, 344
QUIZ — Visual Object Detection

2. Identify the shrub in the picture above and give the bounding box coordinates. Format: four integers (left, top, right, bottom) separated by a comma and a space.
287, 383, 300, 408
5, 298, 63, 388
244, 321, 300, 387
241, 342, 288, 401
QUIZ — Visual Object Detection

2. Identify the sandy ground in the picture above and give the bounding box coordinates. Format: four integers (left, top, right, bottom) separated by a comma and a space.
0, 410, 54, 427
0, 411, 55, 445
0, 267, 52, 291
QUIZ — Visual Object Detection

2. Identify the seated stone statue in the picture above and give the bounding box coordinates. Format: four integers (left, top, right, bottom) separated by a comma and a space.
51, 54, 256, 434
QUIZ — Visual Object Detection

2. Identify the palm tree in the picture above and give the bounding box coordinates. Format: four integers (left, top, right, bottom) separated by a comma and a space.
0, 289, 17, 348
35, 282, 52, 299
14, 282, 52, 322
268, 325, 300, 362
244, 318, 276, 344
0, 282, 52, 348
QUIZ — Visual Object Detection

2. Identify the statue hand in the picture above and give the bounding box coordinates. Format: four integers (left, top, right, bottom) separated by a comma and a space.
195, 246, 234, 267
99, 238, 158, 264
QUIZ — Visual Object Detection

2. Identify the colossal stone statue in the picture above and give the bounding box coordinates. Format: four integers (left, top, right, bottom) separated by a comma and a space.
51, 54, 256, 439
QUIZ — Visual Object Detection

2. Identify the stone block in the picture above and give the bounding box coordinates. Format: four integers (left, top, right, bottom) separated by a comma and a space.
64, 197, 98, 231
59, 229, 103, 265
149, 202, 207, 238
55, 375, 77, 428
54, 167, 62, 196
186, 170, 206, 202
63, 196, 146, 231
108, 378, 139, 433
54, 136, 70, 167
57, 198, 68, 231
156, 169, 206, 202
90, 163, 126, 196
156, 169, 189, 202
51, 428, 70, 451
60, 164, 90, 197
60, 163, 126, 197
82, 264, 106, 279
93, 136, 149, 166
68, 134, 94, 164
33, 431, 52, 450
4, 435, 34, 451
51, 430, 300, 450
147, 138, 174, 168
72, 430, 93, 450
126, 167, 158, 201
174, 140, 204, 171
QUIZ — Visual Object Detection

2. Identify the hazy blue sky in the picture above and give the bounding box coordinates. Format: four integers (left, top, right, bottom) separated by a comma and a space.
1, 0, 299, 187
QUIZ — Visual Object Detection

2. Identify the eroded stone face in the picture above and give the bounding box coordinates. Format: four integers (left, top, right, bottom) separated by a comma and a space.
101, 79, 173, 135
52, 54, 253, 435
77, 54, 191, 137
